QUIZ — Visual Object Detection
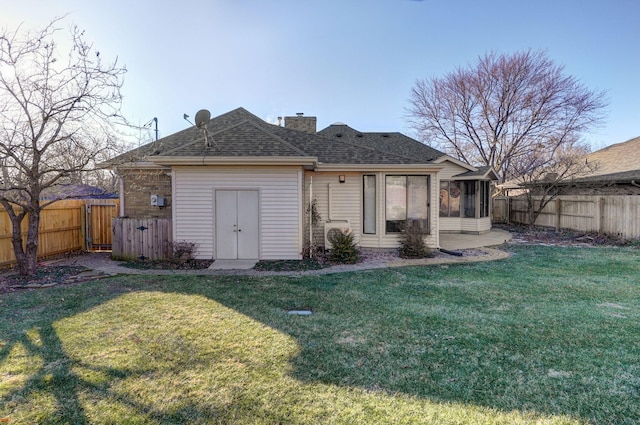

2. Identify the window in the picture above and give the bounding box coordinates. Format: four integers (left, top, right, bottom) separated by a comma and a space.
385, 175, 429, 233
439, 181, 461, 217
363, 175, 376, 234
479, 181, 490, 218
463, 182, 476, 218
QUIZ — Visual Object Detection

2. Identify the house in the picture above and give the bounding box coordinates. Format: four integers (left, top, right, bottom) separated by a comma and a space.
113, 107, 496, 261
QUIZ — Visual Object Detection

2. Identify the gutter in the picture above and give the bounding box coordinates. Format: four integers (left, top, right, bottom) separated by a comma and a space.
149, 156, 318, 167
631, 180, 640, 188
315, 163, 444, 172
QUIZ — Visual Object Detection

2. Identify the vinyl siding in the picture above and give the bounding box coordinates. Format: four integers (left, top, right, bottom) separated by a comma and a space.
307, 171, 439, 250
173, 166, 302, 260
440, 217, 492, 233
439, 161, 473, 180
305, 172, 362, 246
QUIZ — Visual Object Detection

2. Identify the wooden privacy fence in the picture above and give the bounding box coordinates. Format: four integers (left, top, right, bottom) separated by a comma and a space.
0, 200, 85, 267
112, 218, 172, 261
495, 195, 640, 239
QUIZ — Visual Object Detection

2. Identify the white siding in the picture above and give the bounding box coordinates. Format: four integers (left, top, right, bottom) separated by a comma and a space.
308, 171, 439, 250
173, 166, 302, 260
440, 217, 491, 234
439, 160, 472, 180
305, 172, 362, 245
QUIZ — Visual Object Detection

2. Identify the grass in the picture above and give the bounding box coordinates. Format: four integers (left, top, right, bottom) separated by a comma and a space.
1, 245, 639, 424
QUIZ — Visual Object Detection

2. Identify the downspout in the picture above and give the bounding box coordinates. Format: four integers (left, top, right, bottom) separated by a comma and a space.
631, 180, 640, 188
328, 183, 334, 221
119, 176, 125, 217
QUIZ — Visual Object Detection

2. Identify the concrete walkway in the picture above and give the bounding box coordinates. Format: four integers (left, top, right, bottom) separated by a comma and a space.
50, 229, 513, 277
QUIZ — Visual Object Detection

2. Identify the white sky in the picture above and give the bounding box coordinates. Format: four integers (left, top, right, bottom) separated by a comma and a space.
3, 0, 639, 150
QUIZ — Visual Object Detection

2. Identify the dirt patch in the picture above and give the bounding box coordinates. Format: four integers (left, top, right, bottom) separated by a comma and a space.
498, 224, 639, 248
0, 265, 109, 294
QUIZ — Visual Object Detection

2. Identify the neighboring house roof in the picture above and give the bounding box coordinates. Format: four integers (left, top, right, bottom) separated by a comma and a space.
41, 184, 118, 200
497, 135, 640, 192
113, 107, 493, 174
573, 136, 640, 184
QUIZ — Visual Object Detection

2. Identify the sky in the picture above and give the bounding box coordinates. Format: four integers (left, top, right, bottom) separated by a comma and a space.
3, 0, 639, 150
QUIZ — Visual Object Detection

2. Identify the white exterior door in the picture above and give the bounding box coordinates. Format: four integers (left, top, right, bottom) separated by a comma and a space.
215, 190, 259, 259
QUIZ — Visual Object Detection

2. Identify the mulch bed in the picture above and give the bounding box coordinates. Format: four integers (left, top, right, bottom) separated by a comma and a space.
0, 265, 108, 294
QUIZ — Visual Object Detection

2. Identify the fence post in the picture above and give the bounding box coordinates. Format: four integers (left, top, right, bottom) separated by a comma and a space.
555, 198, 562, 232
597, 197, 605, 234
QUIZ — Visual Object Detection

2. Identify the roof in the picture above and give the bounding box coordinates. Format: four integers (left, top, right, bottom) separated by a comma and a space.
41, 184, 118, 200
570, 136, 640, 184
453, 166, 499, 180
498, 136, 640, 189
317, 124, 444, 163
114, 107, 491, 172
584, 136, 640, 177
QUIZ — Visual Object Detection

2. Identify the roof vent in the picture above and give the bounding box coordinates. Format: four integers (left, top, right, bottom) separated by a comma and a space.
296, 112, 304, 116
356, 133, 363, 138
382, 134, 390, 138
336, 133, 343, 138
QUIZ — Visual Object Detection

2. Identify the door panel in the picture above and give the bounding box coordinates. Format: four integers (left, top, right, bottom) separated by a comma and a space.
215, 190, 259, 259
237, 190, 259, 259
215, 190, 239, 259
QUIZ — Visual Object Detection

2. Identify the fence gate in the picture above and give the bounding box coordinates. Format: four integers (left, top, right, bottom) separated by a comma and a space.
86, 203, 118, 251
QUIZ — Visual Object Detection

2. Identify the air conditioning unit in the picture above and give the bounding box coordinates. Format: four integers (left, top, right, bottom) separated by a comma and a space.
324, 220, 351, 249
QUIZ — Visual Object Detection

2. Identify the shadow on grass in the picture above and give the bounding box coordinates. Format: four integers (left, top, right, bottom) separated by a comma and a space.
1, 245, 639, 423
0, 285, 237, 424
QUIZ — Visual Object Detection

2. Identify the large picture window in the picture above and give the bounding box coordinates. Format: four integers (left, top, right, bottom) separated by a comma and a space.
439, 181, 461, 217
385, 175, 429, 233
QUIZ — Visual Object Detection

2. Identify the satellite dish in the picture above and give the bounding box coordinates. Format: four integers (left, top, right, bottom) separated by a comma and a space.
194, 109, 211, 128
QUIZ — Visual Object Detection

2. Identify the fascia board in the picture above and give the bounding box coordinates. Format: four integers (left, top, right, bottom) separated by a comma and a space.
315, 163, 444, 172
433, 155, 478, 171
114, 161, 170, 170
149, 156, 318, 166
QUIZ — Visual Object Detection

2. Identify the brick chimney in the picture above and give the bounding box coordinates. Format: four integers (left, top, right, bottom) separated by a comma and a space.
284, 113, 317, 134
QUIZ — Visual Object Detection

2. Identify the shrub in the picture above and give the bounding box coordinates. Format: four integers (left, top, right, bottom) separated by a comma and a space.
398, 220, 433, 258
327, 229, 359, 264
169, 240, 199, 261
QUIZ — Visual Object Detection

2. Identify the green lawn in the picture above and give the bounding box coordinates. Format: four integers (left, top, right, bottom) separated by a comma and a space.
1, 245, 639, 424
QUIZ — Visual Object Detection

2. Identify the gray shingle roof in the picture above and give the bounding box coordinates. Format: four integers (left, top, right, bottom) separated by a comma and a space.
578, 136, 640, 180
114, 107, 449, 166
317, 124, 445, 163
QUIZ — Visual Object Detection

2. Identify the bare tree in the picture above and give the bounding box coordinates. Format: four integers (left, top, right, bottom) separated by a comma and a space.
407, 50, 607, 184
510, 138, 596, 226
0, 18, 127, 275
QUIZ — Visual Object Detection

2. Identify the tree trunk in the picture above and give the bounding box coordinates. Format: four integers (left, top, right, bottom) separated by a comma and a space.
7, 206, 40, 276
22, 208, 40, 276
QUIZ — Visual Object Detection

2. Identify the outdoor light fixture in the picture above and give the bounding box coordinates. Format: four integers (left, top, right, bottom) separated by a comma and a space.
339, 175, 346, 183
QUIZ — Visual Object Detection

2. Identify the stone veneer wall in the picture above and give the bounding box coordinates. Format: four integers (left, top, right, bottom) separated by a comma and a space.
120, 169, 172, 218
